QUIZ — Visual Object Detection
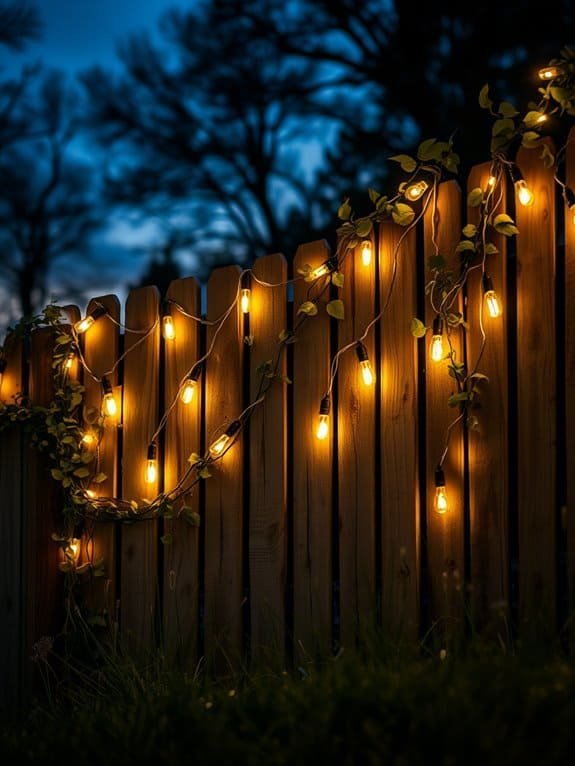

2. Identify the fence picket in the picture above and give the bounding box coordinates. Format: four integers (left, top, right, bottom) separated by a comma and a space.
566, 127, 575, 650
120, 286, 161, 646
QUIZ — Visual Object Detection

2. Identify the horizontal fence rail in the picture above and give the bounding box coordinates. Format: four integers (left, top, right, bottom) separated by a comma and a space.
2, 149, 575, 705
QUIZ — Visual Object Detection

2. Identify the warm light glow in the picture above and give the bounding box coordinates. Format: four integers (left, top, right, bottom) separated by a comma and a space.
316, 414, 329, 440
515, 179, 534, 207
405, 180, 428, 201
240, 288, 251, 314
435, 486, 448, 514
360, 241, 372, 266
180, 379, 197, 404
485, 290, 502, 318
360, 360, 374, 386
487, 175, 497, 187
312, 263, 330, 279
539, 66, 561, 80
75, 316, 95, 334
85, 489, 97, 499
63, 538, 81, 564
536, 114, 548, 124
81, 432, 96, 446
430, 334, 444, 362
209, 433, 230, 457
162, 315, 176, 341
145, 459, 157, 484
65, 352, 75, 370
103, 393, 117, 418
0, 359, 6, 390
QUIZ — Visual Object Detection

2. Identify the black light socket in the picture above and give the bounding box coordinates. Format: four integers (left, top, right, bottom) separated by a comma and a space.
319, 395, 331, 416
355, 342, 369, 363
432, 316, 443, 335
434, 465, 445, 488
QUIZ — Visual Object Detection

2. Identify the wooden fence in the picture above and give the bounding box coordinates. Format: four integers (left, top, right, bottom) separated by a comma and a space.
2, 144, 575, 704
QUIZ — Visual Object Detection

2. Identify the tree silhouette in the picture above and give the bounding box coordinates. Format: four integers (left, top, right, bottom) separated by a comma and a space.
0, 0, 41, 52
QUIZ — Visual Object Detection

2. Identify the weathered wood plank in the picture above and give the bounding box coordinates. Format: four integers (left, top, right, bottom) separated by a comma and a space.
163, 277, 201, 662
379, 221, 420, 641
515, 144, 556, 636
292, 240, 333, 658
249, 253, 288, 664
337, 237, 377, 646
566, 127, 575, 650
423, 180, 465, 643
120, 287, 161, 646
204, 266, 244, 666
465, 163, 509, 632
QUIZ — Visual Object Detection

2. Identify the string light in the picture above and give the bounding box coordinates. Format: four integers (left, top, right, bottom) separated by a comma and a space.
512, 167, 534, 207
564, 187, 575, 224
101, 376, 117, 418
180, 365, 202, 405
430, 316, 444, 362
360, 240, 373, 266
145, 442, 158, 484
538, 65, 563, 80
75, 305, 107, 334
487, 175, 497, 188
311, 262, 331, 279
434, 466, 448, 514
64, 537, 81, 564
81, 431, 96, 446
355, 342, 374, 386
65, 351, 76, 370
240, 288, 251, 314
405, 180, 428, 201
209, 419, 241, 458
316, 395, 330, 440
162, 303, 176, 341
482, 274, 502, 318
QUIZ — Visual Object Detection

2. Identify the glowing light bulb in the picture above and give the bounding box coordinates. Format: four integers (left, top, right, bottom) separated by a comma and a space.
536, 114, 548, 124
539, 66, 562, 80
209, 419, 241, 458
487, 175, 497, 188
356, 342, 374, 386
316, 395, 330, 440
75, 305, 106, 334
85, 489, 97, 499
312, 263, 330, 279
65, 352, 75, 370
240, 288, 251, 314
65, 538, 81, 564
430, 316, 444, 362
162, 314, 175, 341
515, 178, 534, 207
145, 443, 158, 484
81, 431, 96, 446
405, 180, 428, 201
483, 274, 502, 318
101, 376, 117, 418
181, 379, 197, 404
434, 466, 448, 514
360, 241, 372, 266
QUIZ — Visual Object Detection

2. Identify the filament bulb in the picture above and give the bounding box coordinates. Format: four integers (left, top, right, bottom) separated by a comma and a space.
75, 305, 106, 334
487, 175, 497, 188
162, 314, 175, 341
360, 241, 372, 266
209, 420, 241, 458
81, 431, 96, 446
356, 342, 374, 386
482, 274, 502, 318
65, 351, 75, 370
240, 288, 251, 314
145, 443, 158, 484
312, 263, 330, 279
316, 395, 330, 440
538, 66, 562, 80
65, 538, 81, 563
180, 378, 197, 404
434, 466, 448, 514
430, 316, 444, 362
515, 178, 534, 207
101, 376, 117, 418
405, 180, 428, 201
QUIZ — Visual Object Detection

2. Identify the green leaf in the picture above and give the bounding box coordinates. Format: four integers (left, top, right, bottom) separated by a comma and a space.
199, 467, 212, 479
326, 299, 345, 320
410, 318, 427, 338
389, 154, 417, 173
469, 372, 489, 383
391, 202, 415, 226
93, 472, 107, 483
493, 213, 519, 236
521, 131, 540, 148
484, 243, 499, 255
160, 534, 173, 546
523, 110, 546, 128
73, 467, 90, 478
338, 199, 352, 221
492, 118, 515, 137
540, 143, 555, 168
355, 218, 373, 237
368, 188, 380, 203
331, 271, 344, 288
499, 101, 519, 117
427, 254, 446, 271
448, 392, 471, 407
455, 240, 476, 253
70, 392, 83, 409
478, 83, 492, 110
297, 301, 318, 316
467, 188, 484, 207
417, 138, 438, 161
183, 508, 200, 527
188, 452, 202, 465
51, 469, 65, 481
462, 224, 477, 238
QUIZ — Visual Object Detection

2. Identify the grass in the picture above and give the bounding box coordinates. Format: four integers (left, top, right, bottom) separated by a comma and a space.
1, 636, 575, 764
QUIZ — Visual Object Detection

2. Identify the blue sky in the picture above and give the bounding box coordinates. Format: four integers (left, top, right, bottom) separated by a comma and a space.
8, 0, 187, 73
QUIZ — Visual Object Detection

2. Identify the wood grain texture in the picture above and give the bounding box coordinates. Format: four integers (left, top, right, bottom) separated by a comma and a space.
0, 335, 23, 709
379, 221, 419, 640
83, 296, 120, 626
515, 144, 556, 635
120, 286, 160, 646
337, 237, 376, 646
566, 127, 575, 650
204, 265, 244, 666
163, 277, 201, 661
292, 240, 333, 657
249, 253, 288, 664
423, 180, 466, 641
465, 164, 509, 631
